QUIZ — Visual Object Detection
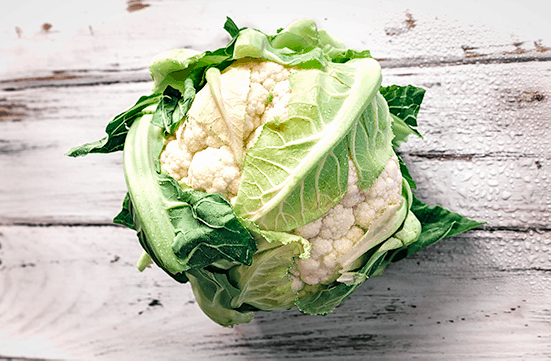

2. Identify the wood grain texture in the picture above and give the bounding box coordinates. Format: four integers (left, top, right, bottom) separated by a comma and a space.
0, 0, 550, 359
0, 226, 549, 360
1, 61, 549, 228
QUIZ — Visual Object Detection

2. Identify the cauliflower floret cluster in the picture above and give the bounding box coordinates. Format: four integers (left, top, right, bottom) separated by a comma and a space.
292, 156, 403, 288
186, 146, 241, 199
159, 136, 193, 181
245, 61, 292, 141
354, 157, 402, 229
160, 60, 293, 202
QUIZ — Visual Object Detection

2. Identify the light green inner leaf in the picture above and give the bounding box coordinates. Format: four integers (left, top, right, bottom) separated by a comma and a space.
234, 58, 382, 231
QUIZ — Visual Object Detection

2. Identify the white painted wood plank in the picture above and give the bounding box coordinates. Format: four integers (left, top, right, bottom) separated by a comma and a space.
0, 81, 152, 225
1, 0, 550, 81
0, 1, 549, 360
384, 60, 551, 157
0, 226, 549, 360
1, 61, 549, 228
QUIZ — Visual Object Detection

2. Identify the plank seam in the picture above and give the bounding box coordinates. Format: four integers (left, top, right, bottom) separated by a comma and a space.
0, 222, 549, 233
1, 55, 550, 91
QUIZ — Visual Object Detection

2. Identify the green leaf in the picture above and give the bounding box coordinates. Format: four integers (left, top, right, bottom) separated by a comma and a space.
186, 268, 254, 327
267, 20, 372, 64
149, 47, 236, 95
229, 234, 305, 311
393, 209, 422, 246
232, 27, 327, 68
223, 17, 241, 38
151, 86, 183, 134
113, 193, 136, 230
380, 84, 425, 148
123, 114, 256, 275
269, 19, 320, 50
397, 154, 417, 190
391, 114, 422, 148
348, 92, 395, 192
373, 196, 484, 274
169, 186, 257, 269
234, 58, 382, 232
173, 78, 196, 126
380, 84, 425, 127
405, 195, 485, 257
65, 93, 160, 157
317, 29, 372, 63
114, 187, 189, 283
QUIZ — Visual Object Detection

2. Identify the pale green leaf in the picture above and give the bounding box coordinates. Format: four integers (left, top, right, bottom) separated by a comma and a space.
234, 58, 382, 231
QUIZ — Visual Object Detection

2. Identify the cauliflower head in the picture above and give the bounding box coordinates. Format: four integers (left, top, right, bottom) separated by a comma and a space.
68, 18, 483, 328
160, 59, 407, 291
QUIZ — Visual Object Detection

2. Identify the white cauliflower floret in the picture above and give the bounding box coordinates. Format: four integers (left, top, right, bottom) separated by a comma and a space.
319, 204, 355, 240
295, 156, 402, 287
333, 238, 353, 255
294, 218, 323, 239
297, 226, 366, 285
179, 117, 224, 154
250, 60, 290, 89
310, 237, 333, 259
341, 225, 365, 244
245, 62, 293, 143
260, 80, 292, 125
186, 146, 241, 199
244, 83, 270, 139
354, 156, 402, 230
160, 137, 194, 181
340, 159, 365, 208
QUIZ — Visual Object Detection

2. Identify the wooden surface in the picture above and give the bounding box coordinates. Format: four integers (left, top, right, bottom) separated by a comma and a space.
1, 1, 550, 360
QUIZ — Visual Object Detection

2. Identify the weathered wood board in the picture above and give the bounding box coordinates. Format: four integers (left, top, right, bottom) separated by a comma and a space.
0, 0, 550, 360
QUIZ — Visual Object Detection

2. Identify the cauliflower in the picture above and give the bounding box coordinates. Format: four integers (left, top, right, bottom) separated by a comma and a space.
69, 18, 482, 327
160, 59, 404, 289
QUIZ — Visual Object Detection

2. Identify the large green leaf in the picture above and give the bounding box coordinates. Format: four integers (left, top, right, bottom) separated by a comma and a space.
402, 195, 486, 258
234, 58, 382, 231
368, 196, 485, 278
186, 268, 254, 327
113, 193, 136, 230
229, 233, 307, 311
150, 85, 192, 135
266, 19, 372, 64
168, 185, 256, 269
123, 114, 256, 275
380, 84, 425, 128
65, 93, 160, 157
380, 84, 425, 148
348, 92, 395, 192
